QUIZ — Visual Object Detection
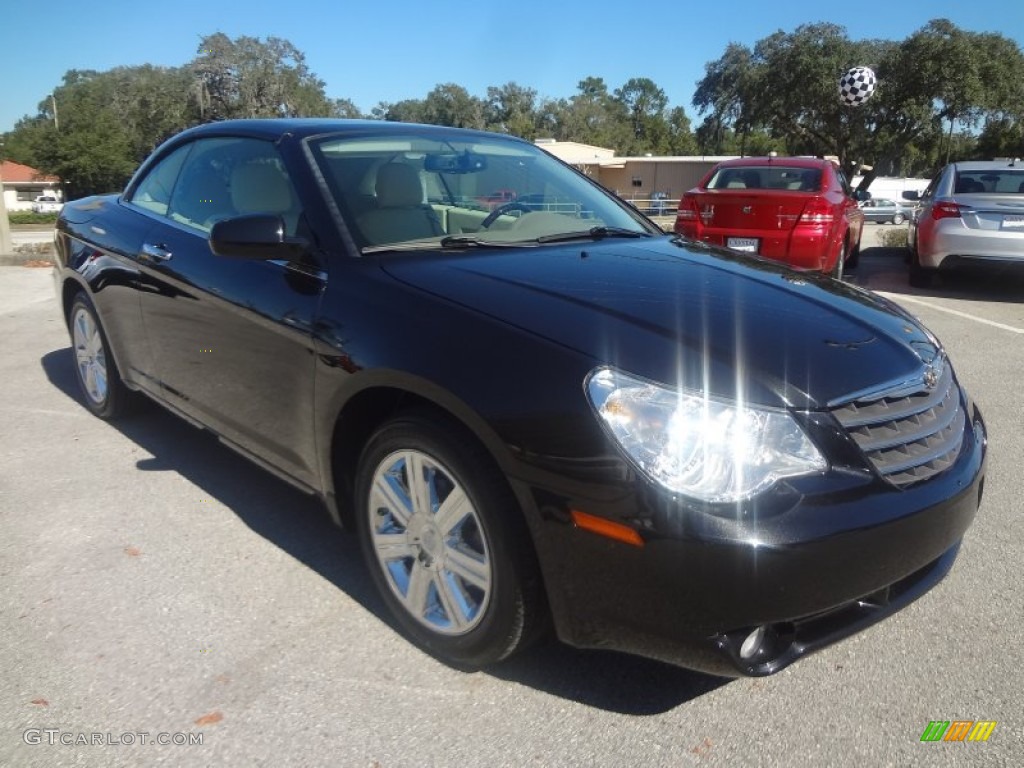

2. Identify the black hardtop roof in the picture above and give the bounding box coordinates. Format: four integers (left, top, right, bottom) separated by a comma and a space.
174, 118, 520, 145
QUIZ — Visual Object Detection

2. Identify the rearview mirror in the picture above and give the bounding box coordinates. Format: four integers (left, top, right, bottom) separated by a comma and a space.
424, 152, 488, 174
209, 214, 308, 260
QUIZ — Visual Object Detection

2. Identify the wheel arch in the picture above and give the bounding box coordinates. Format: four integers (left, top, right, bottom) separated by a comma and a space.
323, 374, 522, 532
60, 274, 90, 327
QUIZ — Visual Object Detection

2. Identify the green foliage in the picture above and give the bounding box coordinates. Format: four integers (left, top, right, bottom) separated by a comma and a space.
6, 17, 1022, 206
878, 228, 909, 248
2, 34, 363, 198
8, 211, 59, 225
693, 19, 1024, 183
191, 33, 340, 120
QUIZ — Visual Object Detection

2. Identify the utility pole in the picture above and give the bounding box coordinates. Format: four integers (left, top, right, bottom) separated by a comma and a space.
49, 94, 59, 130
0, 164, 13, 256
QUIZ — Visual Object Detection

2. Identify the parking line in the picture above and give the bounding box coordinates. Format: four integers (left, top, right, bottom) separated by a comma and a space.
880, 293, 1024, 335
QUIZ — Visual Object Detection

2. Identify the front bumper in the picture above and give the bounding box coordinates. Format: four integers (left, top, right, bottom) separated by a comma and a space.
518, 401, 986, 677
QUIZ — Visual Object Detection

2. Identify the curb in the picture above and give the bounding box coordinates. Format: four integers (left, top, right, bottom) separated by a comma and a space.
0, 253, 55, 267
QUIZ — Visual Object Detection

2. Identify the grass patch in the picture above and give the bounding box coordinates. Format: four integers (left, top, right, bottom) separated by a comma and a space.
878, 228, 909, 248
8, 211, 59, 225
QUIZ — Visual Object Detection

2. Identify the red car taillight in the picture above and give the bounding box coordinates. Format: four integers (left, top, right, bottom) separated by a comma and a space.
674, 195, 700, 234
931, 200, 962, 220
796, 197, 835, 226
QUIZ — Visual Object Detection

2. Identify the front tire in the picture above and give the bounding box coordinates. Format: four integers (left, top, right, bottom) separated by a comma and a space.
354, 413, 545, 667
893, 213, 905, 225
69, 293, 136, 420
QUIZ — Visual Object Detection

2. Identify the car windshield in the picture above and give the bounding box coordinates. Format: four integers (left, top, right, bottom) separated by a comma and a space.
307, 130, 652, 253
706, 166, 822, 192
954, 169, 1024, 195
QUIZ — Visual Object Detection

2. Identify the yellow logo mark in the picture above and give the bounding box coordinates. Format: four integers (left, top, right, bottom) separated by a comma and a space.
968, 721, 997, 742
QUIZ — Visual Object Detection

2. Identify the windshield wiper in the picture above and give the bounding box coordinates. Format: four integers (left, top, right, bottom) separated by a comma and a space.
534, 226, 652, 244
438, 235, 527, 249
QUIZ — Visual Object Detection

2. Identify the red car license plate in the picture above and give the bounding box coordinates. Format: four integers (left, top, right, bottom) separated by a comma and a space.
727, 237, 759, 253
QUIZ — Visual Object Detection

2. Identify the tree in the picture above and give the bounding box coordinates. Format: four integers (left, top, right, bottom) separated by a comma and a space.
191, 33, 338, 120
4, 33, 363, 197
666, 107, 699, 155
485, 82, 538, 139
693, 20, 1024, 186
420, 84, 485, 129
976, 117, 1024, 159
373, 99, 427, 123
613, 77, 670, 154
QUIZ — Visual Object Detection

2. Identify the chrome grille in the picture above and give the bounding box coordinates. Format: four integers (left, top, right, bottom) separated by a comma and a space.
831, 360, 965, 487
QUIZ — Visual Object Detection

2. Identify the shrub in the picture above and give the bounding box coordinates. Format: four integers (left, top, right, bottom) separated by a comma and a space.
8, 211, 59, 225
878, 228, 909, 248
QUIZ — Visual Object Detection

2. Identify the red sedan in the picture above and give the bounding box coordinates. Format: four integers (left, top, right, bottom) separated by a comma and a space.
674, 157, 865, 279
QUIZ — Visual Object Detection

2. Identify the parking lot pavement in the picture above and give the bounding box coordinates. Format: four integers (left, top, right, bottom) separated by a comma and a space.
2, 263, 1022, 767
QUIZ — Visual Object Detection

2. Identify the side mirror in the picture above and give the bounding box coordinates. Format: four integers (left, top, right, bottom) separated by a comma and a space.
901, 190, 921, 201
853, 189, 871, 202
209, 214, 308, 260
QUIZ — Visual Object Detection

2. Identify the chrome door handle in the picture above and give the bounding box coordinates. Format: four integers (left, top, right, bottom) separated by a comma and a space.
140, 243, 173, 262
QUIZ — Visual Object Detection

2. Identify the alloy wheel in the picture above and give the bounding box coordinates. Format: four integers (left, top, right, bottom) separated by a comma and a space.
72, 306, 108, 405
367, 449, 492, 635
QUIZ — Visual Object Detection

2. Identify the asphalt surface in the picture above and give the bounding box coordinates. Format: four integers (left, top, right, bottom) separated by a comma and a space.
1, 241, 1022, 767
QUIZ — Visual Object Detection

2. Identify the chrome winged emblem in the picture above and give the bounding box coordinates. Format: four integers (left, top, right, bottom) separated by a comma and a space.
922, 356, 944, 391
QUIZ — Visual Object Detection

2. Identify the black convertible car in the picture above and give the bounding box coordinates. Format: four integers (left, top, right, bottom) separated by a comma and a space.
54, 119, 986, 677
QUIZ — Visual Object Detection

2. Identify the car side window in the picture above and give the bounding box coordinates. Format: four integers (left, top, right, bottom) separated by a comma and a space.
128, 144, 192, 216
834, 166, 853, 197
166, 138, 303, 236
921, 175, 939, 200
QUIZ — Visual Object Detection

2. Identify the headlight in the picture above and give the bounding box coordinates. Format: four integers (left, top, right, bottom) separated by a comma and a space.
586, 367, 826, 503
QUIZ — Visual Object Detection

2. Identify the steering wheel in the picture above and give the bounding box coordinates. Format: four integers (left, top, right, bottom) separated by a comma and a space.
481, 201, 533, 229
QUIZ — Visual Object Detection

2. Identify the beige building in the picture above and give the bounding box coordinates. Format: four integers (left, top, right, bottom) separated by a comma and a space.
535, 139, 735, 207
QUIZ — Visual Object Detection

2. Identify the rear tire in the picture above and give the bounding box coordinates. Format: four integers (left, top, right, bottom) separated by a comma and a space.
893, 213, 905, 225
908, 246, 936, 288
354, 412, 546, 668
69, 293, 137, 420
845, 236, 860, 271
830, 239, 847, 281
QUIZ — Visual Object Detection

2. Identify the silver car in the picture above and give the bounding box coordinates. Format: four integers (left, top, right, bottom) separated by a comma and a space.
858, 198, 913, 224
906, 159, 1024, 286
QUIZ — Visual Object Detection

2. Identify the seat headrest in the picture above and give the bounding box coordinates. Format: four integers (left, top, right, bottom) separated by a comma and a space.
231, 162, 293, 214
376, 164, 423, 207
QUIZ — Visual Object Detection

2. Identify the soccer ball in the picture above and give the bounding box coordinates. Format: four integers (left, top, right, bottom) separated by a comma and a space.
839, 67, 876, 107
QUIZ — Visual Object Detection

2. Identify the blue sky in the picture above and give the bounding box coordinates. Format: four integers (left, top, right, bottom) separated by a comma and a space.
2, 0, 1022, 134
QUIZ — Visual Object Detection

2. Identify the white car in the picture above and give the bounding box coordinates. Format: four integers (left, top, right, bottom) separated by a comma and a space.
31, 195, 63, 214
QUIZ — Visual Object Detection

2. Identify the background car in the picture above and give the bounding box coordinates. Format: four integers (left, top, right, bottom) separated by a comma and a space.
858, 197, 914, 224
52, 119, 985, 679
31, 195, 63, 214
905, 159, 1024, 286
673, 156, 864, 279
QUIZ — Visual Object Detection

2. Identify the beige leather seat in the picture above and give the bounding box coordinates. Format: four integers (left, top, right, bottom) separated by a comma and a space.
357, 164, 443, 244
230, 162, 298, 233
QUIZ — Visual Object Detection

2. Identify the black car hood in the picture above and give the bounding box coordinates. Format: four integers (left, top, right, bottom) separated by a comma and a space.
381, 237, 939, 409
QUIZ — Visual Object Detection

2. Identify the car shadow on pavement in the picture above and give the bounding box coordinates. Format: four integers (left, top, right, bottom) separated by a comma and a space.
41, 348, 729, 715
851, 246, 1024, 303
